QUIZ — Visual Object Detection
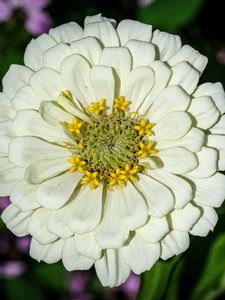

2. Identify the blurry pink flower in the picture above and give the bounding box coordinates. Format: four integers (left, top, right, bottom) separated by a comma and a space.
0, 0, 52, 35
217, 49, 225, 65
15, 236, 31, 253
0, 197, 10, 212
121, 273, 140, 300
0, 261, 27, 279
69, 271, 90, 295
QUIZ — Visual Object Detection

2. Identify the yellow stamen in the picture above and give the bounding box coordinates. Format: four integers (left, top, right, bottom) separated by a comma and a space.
134, 119, 155, 136
77, 141, 84, 149
68, 155, 86, 172
137, 141, 158, 158
108, 167, 127, 187
87, 99, 105, 115
113, 96, 129, 111
66, 116, 83, 134
120, 164, 139, 183
82, 171, 100, 189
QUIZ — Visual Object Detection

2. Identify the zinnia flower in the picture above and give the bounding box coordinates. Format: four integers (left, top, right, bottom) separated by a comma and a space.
1, 14, 225, 287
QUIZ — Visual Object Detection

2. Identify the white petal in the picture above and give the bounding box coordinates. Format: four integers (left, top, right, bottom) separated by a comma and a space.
125, 40, 156, 68
137, 216, 169, 243
84, 14, 117, 26
95, 249, 130, 287
152, 29, 181, 61
47, 203, 74, 238
39, 101, 73, 126
94, 189, 129, 249
170, 203, 201, 231
61, 54, 95, 106
119, 181, 148, 230
75, 232, 102, 259
210, 115, 225, 135
84, 21, 119, 47
161, 230, 190, 260
10, 180, 40, 211
69, 185, 103, 234
30, 67, 65, 101
194, 82, 225, 114
156, 127, 204, 153
24, 34, 57, 71
121, 234, 160, 274
2, 65, 32, 98
151, 111, 192, 141
89, 65, 115, 109
1, 204, 31, 236
125, 67, 154, 111
12, 86, 41, 110
62, 237, 94, 271
149, 170, 192, 209
28, 208, 57, 244
99, 47, 132, 97
0, 92, 16, 120
37, 172, 82, 209
147, 85, 190, 122
186, 147, 218, 178
191, 173, 225, 207
207, 134, 225, 170
135, 173, 174, 217
49, 22, 83, 43
117, 19, 152, 45
169, 62, 200, 94
12, 110, 69, 143
25, 158, 70, 184
0, 135, 10, 155
188, 96, 220, 129
168, 45, 208, 74
43, 43, 71, 72
9, 137, 69, 167
190, 206, 218, 237
70, 37, 102, 65
157, 147, 198, 174
30, 238, 65, 263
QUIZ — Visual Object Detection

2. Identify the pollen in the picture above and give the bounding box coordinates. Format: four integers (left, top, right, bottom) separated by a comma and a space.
82, 171, 100, 189
66, 116, 83, 134
120, 164, 139, 183
134, 119, 155, 136
108, 168, 127, 188
114, 96, 129, 111
87, 99, 105, 115
137, 141, 158, 158
68, 155, 86, 172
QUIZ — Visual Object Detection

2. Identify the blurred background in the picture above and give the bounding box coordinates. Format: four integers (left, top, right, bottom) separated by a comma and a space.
1, 0, 225, 299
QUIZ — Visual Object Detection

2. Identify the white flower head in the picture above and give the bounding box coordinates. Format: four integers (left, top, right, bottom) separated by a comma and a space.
1, 14, 225, 287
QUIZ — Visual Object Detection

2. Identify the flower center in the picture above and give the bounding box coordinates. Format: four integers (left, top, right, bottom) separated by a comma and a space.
59, 93, 157, 189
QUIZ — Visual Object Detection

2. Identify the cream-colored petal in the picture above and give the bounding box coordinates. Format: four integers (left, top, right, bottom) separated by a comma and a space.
12, 86, 41, 110
210, 115, 225, 135
0, 92, 16, 120
49, 22, 83, 43
84, 14, 116, 26
125, 40, 156, 68
135, 173, 174, 217
62, 237, 95, 271
207, 134, 225, 170
168, 45, 208, 74
94, 189, 129, 249
147, 85, 190, 122
24, 34, 57, 71
9, 137, 69, 168
161, 230, 190, 260
188, 96, 220, 129
1, 204, 32, 236
117, 19, 152, 45
137, 216, 169, 243
149, 170, 192, 209
75, 232, 102, 259
43, 43, 71, 72
99, 47, 132, 97
152, 29, 181, 61
30, 67, 66, 101
121, 234, 160, 274
28, 208, 57, 244
95, 249, 131, 287
84, 21, 119, 47
2, 65, 32, 98
70, 37, 102, 65
169, 62, 200, 94
37, 172, 82, 209
125, 66, 154, 111
30, 238, 65, 263
69, 185, 103, 234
